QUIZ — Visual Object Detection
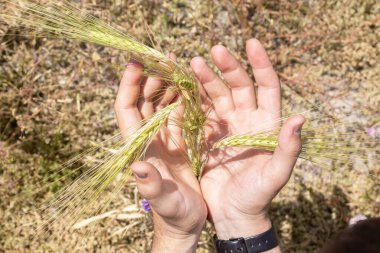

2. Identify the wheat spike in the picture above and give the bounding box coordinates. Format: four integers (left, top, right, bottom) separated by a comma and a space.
37, 102, 179, 236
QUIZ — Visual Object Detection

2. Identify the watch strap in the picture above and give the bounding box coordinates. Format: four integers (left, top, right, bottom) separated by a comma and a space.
215, 226, 278, 253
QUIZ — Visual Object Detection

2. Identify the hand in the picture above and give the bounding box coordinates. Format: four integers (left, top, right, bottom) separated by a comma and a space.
191, 39, 305, 242
115, 58, 207, 253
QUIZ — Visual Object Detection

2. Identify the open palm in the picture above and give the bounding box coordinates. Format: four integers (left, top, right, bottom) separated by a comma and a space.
190, 39, 305, 239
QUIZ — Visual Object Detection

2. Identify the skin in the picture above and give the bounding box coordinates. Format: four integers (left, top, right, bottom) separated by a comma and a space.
115, 39, 305, 252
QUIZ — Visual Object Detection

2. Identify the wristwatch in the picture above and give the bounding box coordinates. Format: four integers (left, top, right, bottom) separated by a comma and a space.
215, 226, 279, 253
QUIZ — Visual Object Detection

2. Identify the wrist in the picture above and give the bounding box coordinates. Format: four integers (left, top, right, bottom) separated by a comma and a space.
152, 231, 200, 253
151, 218, 203, 253
214, 212, 272, 240
214, 216, 282, 253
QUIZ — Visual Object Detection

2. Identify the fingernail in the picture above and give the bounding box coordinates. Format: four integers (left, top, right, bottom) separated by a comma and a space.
294, 125, 303, 136
126, 59, 142, 68
134, 171, 148, 179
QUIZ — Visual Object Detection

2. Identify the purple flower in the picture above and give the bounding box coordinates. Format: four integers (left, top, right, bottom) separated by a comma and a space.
141, 199, 151, 213
366, 127, 376, 138
349, 214, 367, 226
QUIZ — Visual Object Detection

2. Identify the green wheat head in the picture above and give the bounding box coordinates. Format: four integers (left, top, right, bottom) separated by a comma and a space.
213, 114, 375, 166
2, 0, 205, 176
38, 101, 180, 236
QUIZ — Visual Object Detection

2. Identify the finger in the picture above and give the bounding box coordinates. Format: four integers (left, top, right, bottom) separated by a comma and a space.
156, 86, 177, 110
167, 103, 186, 149
139, 53, 176, 118
138, 76, 163, 118
193, 80, 213, 117
195, 79, 221, 139
115, 60, 144, 137
190, 56, 235, 117
246, 39, 281, 116
167, 52, 176, 61
132, 161, 179, 217
265, 115, 305, 187
156, 53, 178, 111
211, 45, 256, 110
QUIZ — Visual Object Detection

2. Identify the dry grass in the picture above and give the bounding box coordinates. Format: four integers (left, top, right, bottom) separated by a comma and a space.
0, 0, 379, 252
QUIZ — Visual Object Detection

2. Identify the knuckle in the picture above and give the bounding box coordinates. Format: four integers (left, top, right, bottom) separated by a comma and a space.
279, 139, 301, 157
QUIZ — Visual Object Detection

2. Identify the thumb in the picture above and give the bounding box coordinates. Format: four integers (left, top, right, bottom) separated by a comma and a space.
266, 115, 305, 186
131, 161, 164, 201
131, 161, 179, 217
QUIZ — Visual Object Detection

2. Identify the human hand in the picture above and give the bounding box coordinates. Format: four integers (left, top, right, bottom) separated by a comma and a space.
191, 39, 305, 241
115, 58, 207, 253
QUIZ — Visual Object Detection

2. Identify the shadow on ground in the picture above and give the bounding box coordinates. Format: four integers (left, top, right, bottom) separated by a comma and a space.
271, 185, 350, 253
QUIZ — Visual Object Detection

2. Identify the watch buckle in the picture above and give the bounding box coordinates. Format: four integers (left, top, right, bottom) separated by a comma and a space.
229, 237, 248, 252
